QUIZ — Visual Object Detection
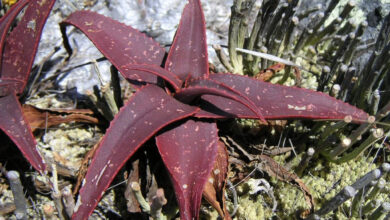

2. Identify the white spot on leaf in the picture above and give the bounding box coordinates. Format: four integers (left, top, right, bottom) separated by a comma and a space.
287, 104, 307, 111
95, 165, 108, 186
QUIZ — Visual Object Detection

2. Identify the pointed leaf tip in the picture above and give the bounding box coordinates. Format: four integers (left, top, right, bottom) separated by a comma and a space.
196, 74, 368, 123
156, 120, 219, 220
165, 0, 209, 81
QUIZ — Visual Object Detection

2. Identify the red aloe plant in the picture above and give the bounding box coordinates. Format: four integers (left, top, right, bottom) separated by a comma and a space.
60, 0, 368, 219
0, 0, 56, 172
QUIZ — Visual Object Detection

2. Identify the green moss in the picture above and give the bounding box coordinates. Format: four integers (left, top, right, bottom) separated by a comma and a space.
274, 182, 310, 216
227, 156, 389, 219
232, 189, 272, 219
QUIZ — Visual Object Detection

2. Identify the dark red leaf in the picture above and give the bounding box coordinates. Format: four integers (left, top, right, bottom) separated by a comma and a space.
72, 84, 198, 220
195, 73, 368, 122
0, 0, 56, 94
0, 0, 29, 71
0, 93, 45, 172
120, 64, 182, 91
155, 120, 219, 220
165, 0, 209, 81
60, 11, 166, 85
175, 78, 265, 122
0, 80, 23, 97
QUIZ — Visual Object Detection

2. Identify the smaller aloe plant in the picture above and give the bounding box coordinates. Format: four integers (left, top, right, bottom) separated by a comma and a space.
60, 0, 369, 219
0, 0, 56, 172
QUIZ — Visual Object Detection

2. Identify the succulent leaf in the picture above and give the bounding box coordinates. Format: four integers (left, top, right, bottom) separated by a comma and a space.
0, 0, 55, 173
196, 73, 368, 122
121, 64, 183, 91
0, 0, 29, 71
0, 93, 45, 171
60, 11, 166, 85
165, 0, 209, 81
72, 84, 199, 219
175, 78, 265, 121
0, 0, 56, 94
0, 79, 23, 97
156, 120, 219, 220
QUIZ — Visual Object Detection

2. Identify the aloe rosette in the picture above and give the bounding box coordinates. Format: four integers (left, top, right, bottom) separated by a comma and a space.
60, 0, 368, 219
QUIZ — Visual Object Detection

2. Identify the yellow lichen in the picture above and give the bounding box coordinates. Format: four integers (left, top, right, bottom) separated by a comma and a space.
2, 0, 18, 6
